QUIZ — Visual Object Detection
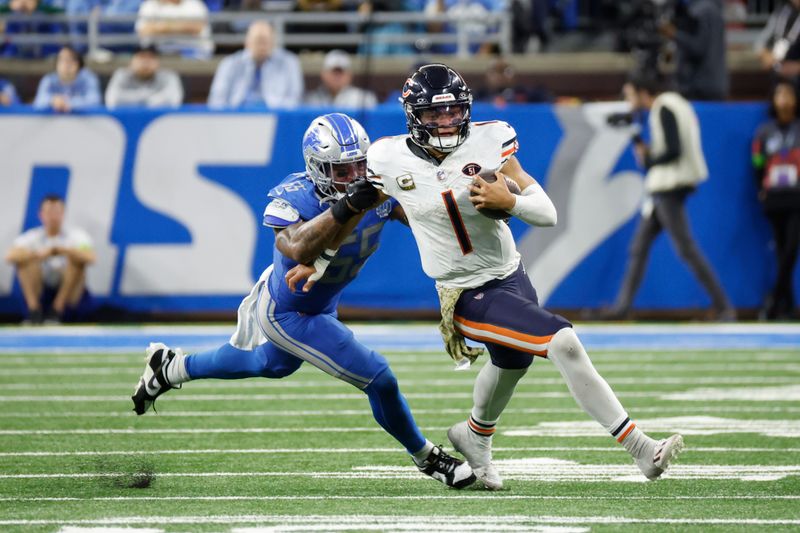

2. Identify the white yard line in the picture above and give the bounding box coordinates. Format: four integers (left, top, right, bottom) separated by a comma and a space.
2, 495, 799, 502
2, 405, 797, 418
0, 514, 798, 527
0, 389, 781, 402
4, 376, 798, 391
4, 363, 800, 375
1, 446, 797, 458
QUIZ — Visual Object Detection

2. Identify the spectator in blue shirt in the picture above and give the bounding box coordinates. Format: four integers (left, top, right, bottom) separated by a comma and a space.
33, 46, 102, 111
208, 20, 303, 109
0, 79, 21, 106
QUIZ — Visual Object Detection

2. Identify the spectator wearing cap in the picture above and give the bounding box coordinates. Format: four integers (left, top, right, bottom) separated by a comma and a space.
208, 20, 303, 109
105, 46, 184, 108
304, 50, 377, 109
33, 46, 102, 112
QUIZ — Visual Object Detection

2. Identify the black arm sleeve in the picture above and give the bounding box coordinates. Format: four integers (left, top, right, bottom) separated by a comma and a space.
645, 106, 682, 169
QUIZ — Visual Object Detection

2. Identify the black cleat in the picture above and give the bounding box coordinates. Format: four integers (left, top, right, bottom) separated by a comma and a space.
131, 342, 181, 415
416, 445, 477, 489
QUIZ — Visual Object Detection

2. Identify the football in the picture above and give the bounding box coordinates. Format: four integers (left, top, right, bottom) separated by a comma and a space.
471, 171, 522, 220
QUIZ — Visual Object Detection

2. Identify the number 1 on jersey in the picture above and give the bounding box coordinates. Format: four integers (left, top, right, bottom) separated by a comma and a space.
441, 190, 473, 255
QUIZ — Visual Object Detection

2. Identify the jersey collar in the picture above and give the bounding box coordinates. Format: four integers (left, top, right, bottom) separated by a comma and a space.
406, 138, 446, 167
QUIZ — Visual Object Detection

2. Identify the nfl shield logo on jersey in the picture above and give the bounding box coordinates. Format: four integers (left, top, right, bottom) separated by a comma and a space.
462, 163, 482, 176
436, 170, 447, 181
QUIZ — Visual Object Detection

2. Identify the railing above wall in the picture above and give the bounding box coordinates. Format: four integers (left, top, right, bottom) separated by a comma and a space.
0, 11, 513, 58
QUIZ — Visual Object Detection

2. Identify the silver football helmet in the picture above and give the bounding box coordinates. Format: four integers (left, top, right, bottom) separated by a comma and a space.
302, 113, 371, 202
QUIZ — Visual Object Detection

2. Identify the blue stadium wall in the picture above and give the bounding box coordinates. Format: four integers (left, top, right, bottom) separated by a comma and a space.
0, 102, 787, 314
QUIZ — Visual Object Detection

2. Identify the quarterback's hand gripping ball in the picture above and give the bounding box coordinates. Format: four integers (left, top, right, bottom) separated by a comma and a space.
469, 171, 521, 220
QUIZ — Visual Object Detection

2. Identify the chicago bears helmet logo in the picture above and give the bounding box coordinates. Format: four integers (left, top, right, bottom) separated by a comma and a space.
462, 163, 482, 176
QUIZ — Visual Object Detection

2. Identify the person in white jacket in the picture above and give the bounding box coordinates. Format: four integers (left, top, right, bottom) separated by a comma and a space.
605, 73, 735, 321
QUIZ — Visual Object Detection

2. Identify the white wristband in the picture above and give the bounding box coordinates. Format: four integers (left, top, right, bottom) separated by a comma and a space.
308, 248, 337, 282
508, 183, 558, 227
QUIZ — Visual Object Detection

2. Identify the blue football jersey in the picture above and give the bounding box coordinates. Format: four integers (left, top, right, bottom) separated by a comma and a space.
263, 172, 397, 314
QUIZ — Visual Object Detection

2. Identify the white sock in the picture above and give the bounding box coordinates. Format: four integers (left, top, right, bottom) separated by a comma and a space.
412, 439, 435, 465
470, 362, 528, 435
608, 413, 653, 459
164, 350, 191, 386
547, 328, 628, 429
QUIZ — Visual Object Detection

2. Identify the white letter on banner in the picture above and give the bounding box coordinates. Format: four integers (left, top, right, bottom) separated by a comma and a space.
519, 102, 644, 303
0, 116, 123, 297
120, 114, 275, 295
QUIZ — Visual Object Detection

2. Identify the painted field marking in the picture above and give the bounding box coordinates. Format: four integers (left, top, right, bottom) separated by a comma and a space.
1, 416, 798, 438
503, 416, 800, 438
1, 514, 798, 527
4, 363, 800, 376
3, 460, 800, 482
2, 446, 798, 458
1, 405, 797, 419
4, 376, 798, 392
663, 385, 800, 402
57, 528, 163, 533
3, 495, 799, 502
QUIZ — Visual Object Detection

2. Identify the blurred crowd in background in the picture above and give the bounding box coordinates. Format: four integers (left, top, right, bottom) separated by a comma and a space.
2, 0, 800, 323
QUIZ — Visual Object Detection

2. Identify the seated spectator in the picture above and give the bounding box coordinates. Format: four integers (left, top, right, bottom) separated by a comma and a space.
208, 20, 303, 109
473, 58, 551, 105
0, 78, 21, 106
105, 45, 184, 108
33, 45, 102, 112
424, 0, 502, 55
5, 195, 95, 324
752, 78, 800, 320
757, 0, 800, 78
305, 50, 377, 109
0, 0, 65, 58
136, 0, 213, 59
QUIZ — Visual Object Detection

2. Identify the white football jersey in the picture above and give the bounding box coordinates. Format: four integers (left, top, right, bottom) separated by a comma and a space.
369, 121, 521, 289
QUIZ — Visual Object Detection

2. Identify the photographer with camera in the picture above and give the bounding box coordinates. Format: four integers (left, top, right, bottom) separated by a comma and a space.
603, 73, 735, 321
659, 0, 728, 100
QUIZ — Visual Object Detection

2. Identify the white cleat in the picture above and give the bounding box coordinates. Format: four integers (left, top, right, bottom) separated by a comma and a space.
636, 434, 685, 480
447, 421, 503, 490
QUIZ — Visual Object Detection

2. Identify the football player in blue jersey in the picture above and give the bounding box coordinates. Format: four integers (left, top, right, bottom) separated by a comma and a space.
130, 113, 475, 489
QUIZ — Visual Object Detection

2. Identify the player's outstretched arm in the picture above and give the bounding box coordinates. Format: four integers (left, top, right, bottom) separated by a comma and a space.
499, 156, 557, 227
276, 179, 379, 265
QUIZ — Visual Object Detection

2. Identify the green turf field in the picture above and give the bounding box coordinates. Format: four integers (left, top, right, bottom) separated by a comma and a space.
1, 337, 799, 532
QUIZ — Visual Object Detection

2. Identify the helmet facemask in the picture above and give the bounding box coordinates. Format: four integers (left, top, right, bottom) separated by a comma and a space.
407, 101, 471, 153
307, 156, 368, 201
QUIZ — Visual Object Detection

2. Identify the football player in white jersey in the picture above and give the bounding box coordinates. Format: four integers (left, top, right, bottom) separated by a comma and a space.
288, 64, 685, 490
379, 64, 689, 489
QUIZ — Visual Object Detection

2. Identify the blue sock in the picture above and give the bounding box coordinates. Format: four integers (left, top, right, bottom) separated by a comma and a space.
364, 368, 426, 454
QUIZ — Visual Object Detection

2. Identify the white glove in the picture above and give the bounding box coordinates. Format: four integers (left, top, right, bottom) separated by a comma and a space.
436, 285, 484, 370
